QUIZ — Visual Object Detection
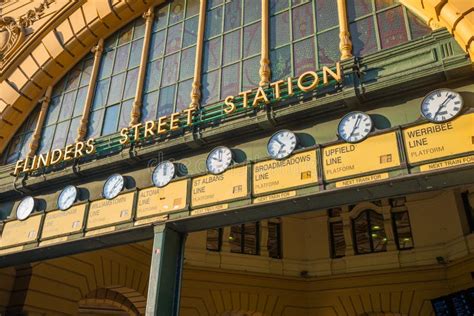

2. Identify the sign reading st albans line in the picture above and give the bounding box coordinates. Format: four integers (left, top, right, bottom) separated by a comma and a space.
13, 63, 342, 176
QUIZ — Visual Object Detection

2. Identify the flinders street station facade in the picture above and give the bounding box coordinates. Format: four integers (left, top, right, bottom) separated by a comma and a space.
0, 0, 473, 315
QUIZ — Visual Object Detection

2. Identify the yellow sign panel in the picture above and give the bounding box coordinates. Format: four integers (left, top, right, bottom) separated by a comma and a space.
191, 166, 248, 207
323, 132, 400, 181
253, 150, 318, 195
419, 154, 474, 172
335, 173, 389, 188
87, 192, 135, 229
41, 204, 86, 239
403, 113, 474, 164
137, 180, 188, 219
191, 204, 229, 216
0, 214, 42, 248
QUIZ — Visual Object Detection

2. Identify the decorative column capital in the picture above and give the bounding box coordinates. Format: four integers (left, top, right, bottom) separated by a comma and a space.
91, 39, 104, 55
143, 7, 155, 20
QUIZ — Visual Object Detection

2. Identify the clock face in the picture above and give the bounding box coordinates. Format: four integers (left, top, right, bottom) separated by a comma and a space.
17, 196, 35, 221
421, 89, 463, 123
206, 146, 233, 174
103, 174, 125, 200
267, 130, 298, 159
58, 185, 78, 211
152, 161, 176, 188
338, 111, 373, 143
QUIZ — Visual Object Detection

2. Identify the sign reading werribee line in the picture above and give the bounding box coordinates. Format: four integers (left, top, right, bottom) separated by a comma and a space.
253, 150, 318, 195
137, 180, 188, 218
191, 166, 248, 207
403, 113, 474, 164
323, 132, 401, 181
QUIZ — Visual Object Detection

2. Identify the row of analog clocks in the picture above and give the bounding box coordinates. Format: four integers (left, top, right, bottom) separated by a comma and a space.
14, 89, 464, 221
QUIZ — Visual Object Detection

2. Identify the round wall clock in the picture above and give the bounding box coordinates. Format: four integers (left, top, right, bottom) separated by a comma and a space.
338, 111, 373, 143
267, 130, 298, 160
152, 161, 176, 188
17, 196, 36, 221
57, 185, 78, 211
103, 173, 125, 200
420, 89, 463, 123
206, 146, 233, 175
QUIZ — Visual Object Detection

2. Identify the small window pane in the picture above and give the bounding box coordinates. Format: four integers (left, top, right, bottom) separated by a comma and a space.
205, 6, 223, 39
242, 56, 261, 91
65, 66, 81, 91
149, 31, 166, 60
52, 121, 69, 150
158, 85, 176, 117
270, 12, 290, 49
133, 19, 146, 40
170, 0, 185, 24
244, 0, 261, 24
87, 109, 104, 138
142, 91, 159, 122
99, 51, 114, 79
153, 6, 169, 31
161, 53, 180, 86
268, 222, 281, 259
207, 0, 223, 10
350, 17, 378, 57
5, 137, 22, 164
243, 22, 261, 58
206, 228, 222, 251
243, 223, 259, 255
177, 79, 193, 111
407, 10, 431, 39
294, 38, 316, 76
224, 0, 241, 32
292, 3, 314, 41
45, 96, 61, 125
67, 117, 80, 145
186, 0, 200, 17
270, 0, 289, 15
60, 90, 77, 119
118, 24, 133, 45
230, 225, 242, 253
353, 212, 370, 254
202, 70, 219, 105
74, 86, 88, 117
101, 105, 120, 136
124, 68, 139, 100
315, 0, 338, 31
317, 28, 340, 67
145, 59, 162, 92
203, 38, 221, 72
166, 23, 183, 54
107, 73, 126, 105
92, 79, 110, 110
375, 0, 397, 10
113, 44, 131, 74
347, 0, 373, 21
38, 126, 54, 154
80, 58, 94, 86
371, 212, 387, 252
330, 221, 345, 258
221, 63, 240, 99
183, 16, 199, 47
223, 30, 241, 65
129, 39, 144, 68
179, 46, 196, 80
270, 45, 291, 81
119, 99, 133, 129
377, 6, 408, 49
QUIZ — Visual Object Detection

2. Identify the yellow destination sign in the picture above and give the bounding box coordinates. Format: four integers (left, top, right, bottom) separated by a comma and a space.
0, 214, 42, 248
191, 166, 248, 207
41, 204, 86, 239
87, 192, 135, 229
253, 191, 296, 204
403, 113, 474, 164
419, 154, 474, 172
191, 204, 229, 216
323, 132, 401, 181
253, 150, 318, 195
137, 180, 188, 218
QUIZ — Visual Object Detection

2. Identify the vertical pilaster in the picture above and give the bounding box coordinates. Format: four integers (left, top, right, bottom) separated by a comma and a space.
259, 0, 270, 86
76, 39, 104, 142
146, 224, 186, 316
336, 0, 353, 60
131, 7, 155, 125
28, 85, 52, 157
189, 0, 207, 109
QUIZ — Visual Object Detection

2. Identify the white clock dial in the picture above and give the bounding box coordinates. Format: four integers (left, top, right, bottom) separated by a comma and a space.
421, 89, 463, 123
152, 161, 176, 188
17, 196, 35, 221
267, 130, 298, 159
338, 111, 373, 143
206, 146, 233, 174
58, 185, 78, 211
103, 174, 125, 200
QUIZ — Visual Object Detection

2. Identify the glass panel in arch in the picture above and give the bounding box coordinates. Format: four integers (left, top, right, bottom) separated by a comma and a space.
407, 10, 431, 39
294, 38, 316, 76
350, 17, 377, 57
347, 0, 373, 21
315, 0, 338, 31
201, 0, 262, 106
317, 28, 340, 67
292, 2, 314, 41
377, 6, 408, 49
142, 0, 198, 120
177, 79, 193, 111
375, 0, 398, 10
270, 45, 291, 81
119, 100, 133, 129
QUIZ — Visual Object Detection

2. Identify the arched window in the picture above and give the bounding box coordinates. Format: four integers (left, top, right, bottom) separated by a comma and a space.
201, 0, 262, 105
87, 19, 145, 138
141, 0, 199, 122
352, 209, 387, 254
38, 54, 93, 154
0, 106, 39, 164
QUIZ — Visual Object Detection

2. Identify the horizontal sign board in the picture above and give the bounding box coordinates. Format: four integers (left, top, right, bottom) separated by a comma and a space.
191, 166, 248, 207
253, 150, 318, 195
403, 113, 474, 164
419, 154, 474, 172
0, 214, 42, 248
323, 132, 401, 181
41, 204, 86, 239
335, 172, 389, 188
137, 180, 188, 219
87, 192, 135, 229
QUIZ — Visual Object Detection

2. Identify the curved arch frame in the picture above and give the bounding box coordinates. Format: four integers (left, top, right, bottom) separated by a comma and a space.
0, 0, 473, 154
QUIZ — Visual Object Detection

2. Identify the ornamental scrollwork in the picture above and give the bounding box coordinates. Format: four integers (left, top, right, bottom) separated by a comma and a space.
0, 17, 24, 68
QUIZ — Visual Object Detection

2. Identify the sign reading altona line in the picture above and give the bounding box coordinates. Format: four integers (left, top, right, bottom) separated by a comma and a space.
403, 113, 474, 164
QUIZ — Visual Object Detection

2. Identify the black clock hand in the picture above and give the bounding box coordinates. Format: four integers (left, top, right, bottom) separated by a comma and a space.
349, 115, 361, 138
434, 94, 454, 118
